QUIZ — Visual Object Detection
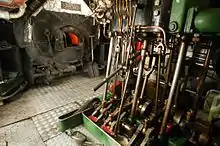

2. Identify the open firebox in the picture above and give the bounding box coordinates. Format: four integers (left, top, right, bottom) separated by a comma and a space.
0, 0, 105, 101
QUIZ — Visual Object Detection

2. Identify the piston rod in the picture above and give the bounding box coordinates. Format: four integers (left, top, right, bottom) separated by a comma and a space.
102, 37, 114, 108
155, 50, 161, 114
139, 57, 156, 100
114, 70, 131, 133
131, 40, 147, 118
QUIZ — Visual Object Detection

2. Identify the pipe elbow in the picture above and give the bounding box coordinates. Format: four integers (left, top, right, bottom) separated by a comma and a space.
9, 4, 26, 19
0, 10, 10, 20
0, 4, 26, 20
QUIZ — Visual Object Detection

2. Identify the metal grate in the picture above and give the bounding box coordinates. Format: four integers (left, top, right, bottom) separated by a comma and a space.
32, 102, 80, 141
0, 75, 104, 127
0, 120, 44, 146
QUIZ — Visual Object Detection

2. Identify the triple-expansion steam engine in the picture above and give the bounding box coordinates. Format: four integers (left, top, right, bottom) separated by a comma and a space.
77, 0, 220, 145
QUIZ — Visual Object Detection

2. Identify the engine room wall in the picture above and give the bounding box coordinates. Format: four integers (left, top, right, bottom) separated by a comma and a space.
33, 0, 93, 17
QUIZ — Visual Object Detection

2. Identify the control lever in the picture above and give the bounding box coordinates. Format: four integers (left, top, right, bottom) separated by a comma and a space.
44, 29, 54, 57
93, 52, 141, 92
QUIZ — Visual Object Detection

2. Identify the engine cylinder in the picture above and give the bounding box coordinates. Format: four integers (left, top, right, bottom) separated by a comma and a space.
194, 8, 220, 33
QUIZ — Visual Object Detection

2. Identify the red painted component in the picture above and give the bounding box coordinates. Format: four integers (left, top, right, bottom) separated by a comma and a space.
68, 33, 79, 46
135, 41, 143, 51
137, 56, 142, 61
89, 115, 98, 123
101, 124, 114, 136
135, 41, 143, 61
109, 81, 122, 93
0, 0, 24, 8
166, 123, 173, 134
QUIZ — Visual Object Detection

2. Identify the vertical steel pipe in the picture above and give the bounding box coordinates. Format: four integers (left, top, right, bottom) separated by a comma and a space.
102, 37, 114, 108
160, 40, 187, 135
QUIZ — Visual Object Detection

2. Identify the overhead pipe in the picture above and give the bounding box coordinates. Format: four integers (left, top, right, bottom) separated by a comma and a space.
0, 4, 26, 20
22, 0, 47, 20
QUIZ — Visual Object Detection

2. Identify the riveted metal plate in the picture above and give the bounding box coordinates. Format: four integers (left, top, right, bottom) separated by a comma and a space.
61, 1, 81, 11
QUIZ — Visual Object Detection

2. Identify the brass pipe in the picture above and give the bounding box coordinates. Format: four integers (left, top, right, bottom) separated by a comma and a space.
129, 0, 132, 26
125, 0, 129, 15
122, 0, 125, 14
118, 0, 121, 14
115, 0, 119, 15
126, 4, 137, 63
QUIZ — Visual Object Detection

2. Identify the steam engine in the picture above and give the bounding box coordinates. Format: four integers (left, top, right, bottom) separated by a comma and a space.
84, 0, 220, 145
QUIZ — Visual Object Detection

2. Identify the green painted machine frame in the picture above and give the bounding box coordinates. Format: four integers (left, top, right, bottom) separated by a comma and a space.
82, 112, 121, 146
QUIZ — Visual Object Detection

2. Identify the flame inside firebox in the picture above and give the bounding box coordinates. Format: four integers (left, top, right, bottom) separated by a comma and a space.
63, 32, 79, 47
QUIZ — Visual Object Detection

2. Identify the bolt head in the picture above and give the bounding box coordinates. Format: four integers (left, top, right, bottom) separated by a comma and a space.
154, 10, 160, 16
